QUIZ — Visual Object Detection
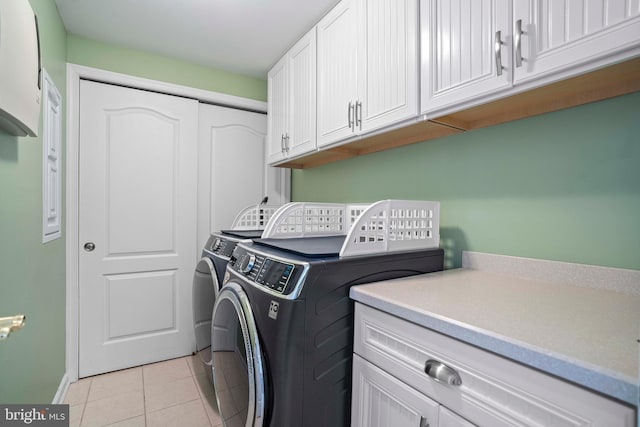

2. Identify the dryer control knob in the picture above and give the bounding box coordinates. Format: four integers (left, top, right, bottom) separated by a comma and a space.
241, 254, 256, 274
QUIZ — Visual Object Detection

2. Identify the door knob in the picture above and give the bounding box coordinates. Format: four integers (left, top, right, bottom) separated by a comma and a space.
84, 242, 95, 252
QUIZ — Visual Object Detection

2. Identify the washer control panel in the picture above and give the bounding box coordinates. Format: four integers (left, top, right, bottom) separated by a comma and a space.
229, 246, 302, 295
255, 258, 295, 293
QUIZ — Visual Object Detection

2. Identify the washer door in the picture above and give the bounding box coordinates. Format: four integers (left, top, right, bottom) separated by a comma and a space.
212, 282, 266, 427
192, 258, 220, 369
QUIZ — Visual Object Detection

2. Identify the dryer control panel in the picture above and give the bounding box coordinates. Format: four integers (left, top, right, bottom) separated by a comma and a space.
203, 235, 237, 258
228, 246, 304, 295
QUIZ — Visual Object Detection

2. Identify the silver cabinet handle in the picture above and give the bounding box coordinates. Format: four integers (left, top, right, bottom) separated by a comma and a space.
0, 315, 26, 340
280, 134, 285, 153
84, 242, 95, 252
419, 416, 429, 427
355, 100, 362, 131
495, 30, 504, 76
284, 134, 290, 154
348, 102, 355, 130
515, 19, 523, 68
424, 359, 462, 386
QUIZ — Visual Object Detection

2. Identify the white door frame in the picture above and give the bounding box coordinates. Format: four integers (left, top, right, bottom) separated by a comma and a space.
65, 63, 267, 382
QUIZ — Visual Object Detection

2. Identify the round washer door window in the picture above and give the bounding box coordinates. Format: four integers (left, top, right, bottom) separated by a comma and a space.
211, 282, 266, 427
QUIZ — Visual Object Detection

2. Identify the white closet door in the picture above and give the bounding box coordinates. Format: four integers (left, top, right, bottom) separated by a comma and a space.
197, 104, 289, 251
78, 80, 198, 377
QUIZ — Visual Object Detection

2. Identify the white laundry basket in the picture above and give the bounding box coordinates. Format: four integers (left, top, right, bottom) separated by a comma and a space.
261, 200, 440, 257
261, 202, 370, 238
340, 200, 440, 257
230, 204, 281, 230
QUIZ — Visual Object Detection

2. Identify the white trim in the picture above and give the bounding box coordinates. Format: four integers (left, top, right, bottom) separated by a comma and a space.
65, 63, 267, 382
42, 69, 62, 243
66, 64, 267, 113
52, 372, 70, 404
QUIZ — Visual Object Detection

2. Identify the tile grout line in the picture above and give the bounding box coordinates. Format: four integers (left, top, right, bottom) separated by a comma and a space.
77, 377, 91, 427
142, 365, 147, 427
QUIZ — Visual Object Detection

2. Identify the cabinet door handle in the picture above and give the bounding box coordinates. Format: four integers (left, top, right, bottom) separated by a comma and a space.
495, 30, 504, 76
284, 134, 290, 153
419, 416, 429, 427
355, 100, 362, 131
515, 19, 524, 68
424, 359, 462, 386
348, 102, 355, 130
280, 134, 285, 153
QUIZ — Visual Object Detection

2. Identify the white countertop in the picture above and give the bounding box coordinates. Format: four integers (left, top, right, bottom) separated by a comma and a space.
349, 252, 640, 406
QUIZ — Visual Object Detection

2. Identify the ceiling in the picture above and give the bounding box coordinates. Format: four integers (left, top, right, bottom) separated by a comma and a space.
54, 0, 339, 79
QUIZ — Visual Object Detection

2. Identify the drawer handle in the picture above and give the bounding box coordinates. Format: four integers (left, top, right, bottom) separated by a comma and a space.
424, 359, 462, 386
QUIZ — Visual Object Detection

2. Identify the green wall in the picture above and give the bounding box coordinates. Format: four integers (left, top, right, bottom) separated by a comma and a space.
0, 1, 268, 404
67, 34, 267, 101
292, 92, 640, 270
0, 0, 68, 403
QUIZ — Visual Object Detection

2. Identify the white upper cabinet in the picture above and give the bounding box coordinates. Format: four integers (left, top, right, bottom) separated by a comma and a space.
317, 0, 362, 147
513, 0, 640, 85
422, 0, 640, 117
267, 28, 317, 165
318, 0, 419, 148
359, 0, 419, 134
267, 56, 288, 164
421, 0, 513, 115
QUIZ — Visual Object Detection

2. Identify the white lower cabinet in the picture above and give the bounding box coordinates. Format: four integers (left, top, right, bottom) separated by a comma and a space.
353, 354, 475, 427
439, 407, 475, 427
352, 303, 636, 427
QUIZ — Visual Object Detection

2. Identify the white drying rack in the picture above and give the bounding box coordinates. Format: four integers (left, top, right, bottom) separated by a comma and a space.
230, 204, 282, 230
260, 200, 440, 257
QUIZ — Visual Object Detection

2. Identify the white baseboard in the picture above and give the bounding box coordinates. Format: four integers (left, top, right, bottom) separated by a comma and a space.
52, 372, 70, 404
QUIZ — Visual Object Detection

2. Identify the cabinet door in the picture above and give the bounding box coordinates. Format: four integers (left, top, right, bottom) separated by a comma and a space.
421, 0, 512, 115
352, 354, 439, 427
317, 0, 361, 147
267, 55, 288, 164
440, 407, 476, 427
513, 0, 640, 85
360, 0, 419, 133
287, 28, 317, 158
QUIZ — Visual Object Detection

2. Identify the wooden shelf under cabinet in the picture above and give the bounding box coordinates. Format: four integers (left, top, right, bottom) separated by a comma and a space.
276, 57, 640, 170
277, 119, 462, 169
433, 56, 640, 131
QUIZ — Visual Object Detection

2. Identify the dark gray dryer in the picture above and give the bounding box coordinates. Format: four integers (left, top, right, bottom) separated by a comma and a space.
212, 235, 444, 427
192, 205, 280, 385
192, 230, 263, 384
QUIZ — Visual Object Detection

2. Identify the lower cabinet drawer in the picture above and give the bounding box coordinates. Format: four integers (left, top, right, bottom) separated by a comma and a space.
353, 303, 635, 427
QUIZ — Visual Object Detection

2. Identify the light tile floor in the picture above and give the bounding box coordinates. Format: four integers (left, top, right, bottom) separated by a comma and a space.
64, 355, 222, 427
